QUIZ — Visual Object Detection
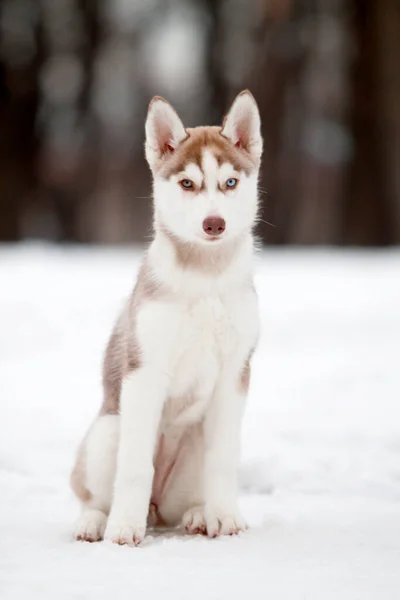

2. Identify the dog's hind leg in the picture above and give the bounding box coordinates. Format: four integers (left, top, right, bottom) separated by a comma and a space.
71, 414, 119, 541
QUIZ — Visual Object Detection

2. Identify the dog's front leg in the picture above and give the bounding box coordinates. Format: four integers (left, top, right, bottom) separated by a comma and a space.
104, 368, 167, 546
203, 368, 248, 537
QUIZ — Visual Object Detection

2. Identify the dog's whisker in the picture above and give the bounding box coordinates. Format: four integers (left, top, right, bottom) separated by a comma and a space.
257, 218, 276, 228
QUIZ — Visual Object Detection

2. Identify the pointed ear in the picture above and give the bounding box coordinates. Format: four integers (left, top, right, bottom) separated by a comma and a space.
221, 90, 262, 162
145, 96, 187, 170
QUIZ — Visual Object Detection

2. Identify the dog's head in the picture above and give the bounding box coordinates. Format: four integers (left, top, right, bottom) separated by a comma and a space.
145, 91, 263, 245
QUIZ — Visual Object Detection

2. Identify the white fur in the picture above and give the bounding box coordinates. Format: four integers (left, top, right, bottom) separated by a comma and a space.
74, 508, 107, 542
74, 92, 262, 545
106, 369, 168, 544
180, 163, 203, 187
85, 415, 119, 513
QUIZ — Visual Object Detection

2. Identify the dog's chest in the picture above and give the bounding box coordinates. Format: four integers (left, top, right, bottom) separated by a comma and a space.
138, 285, 258, 427
163, 295, 244, 424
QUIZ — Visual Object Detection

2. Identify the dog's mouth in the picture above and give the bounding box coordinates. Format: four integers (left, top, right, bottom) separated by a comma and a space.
197, 231, 227, 245
201, 232, 226, 243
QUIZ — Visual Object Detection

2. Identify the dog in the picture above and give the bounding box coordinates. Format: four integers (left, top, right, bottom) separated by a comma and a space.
70, 90, 263, 545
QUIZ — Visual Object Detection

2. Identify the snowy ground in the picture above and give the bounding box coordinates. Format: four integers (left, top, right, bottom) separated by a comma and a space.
1, 244, 400, 599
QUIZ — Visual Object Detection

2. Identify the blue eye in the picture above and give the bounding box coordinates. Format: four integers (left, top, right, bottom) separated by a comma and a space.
180, 179, 194, 189
226, 178, 237, 188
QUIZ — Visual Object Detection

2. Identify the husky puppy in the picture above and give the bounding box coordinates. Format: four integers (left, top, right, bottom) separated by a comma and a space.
71, 90, 263, 545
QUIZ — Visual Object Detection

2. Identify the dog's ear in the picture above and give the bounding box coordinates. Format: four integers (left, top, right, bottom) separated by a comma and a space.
145, 96, 187, 170
221, 90, 262, 162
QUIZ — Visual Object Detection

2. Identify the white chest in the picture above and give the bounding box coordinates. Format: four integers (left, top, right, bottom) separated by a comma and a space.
172, 296, 239, 393
137, 290, 259, 427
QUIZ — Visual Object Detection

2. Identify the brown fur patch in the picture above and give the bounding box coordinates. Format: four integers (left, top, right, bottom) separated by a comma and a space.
239, 360, 251, 394
100, 258, 163, 416
239, 349, 255, 395
157, 126, 256, 179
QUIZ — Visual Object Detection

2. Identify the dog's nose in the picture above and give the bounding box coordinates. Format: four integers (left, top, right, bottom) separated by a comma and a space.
202, 216, 226, 236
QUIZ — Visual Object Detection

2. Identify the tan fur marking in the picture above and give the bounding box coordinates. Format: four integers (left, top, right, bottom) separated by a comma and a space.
157, 126, 255, 179
100, 258, 164, 416
160, 226, 242, 274
239, 349, 255, 395
101, 327, 124, 415
239, 360, 251, 394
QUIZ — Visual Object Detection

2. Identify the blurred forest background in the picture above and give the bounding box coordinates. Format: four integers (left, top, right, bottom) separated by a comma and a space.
0, 0, 399, 246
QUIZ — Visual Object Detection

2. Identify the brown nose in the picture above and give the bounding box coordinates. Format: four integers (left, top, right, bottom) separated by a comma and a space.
202, 216, 226, 236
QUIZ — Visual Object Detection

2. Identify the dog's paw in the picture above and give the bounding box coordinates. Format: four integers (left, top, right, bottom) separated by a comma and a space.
74, 509, 107, 542
104, 516, 146, 546
183, 506, 207, 535
204, 505, 248, 538
183, 505, 248, 538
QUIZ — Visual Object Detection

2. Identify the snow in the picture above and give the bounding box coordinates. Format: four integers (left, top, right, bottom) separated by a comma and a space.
1, 244, 400, 599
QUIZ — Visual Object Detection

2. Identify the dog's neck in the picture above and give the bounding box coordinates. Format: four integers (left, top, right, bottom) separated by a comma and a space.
147, 223, 254, 298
